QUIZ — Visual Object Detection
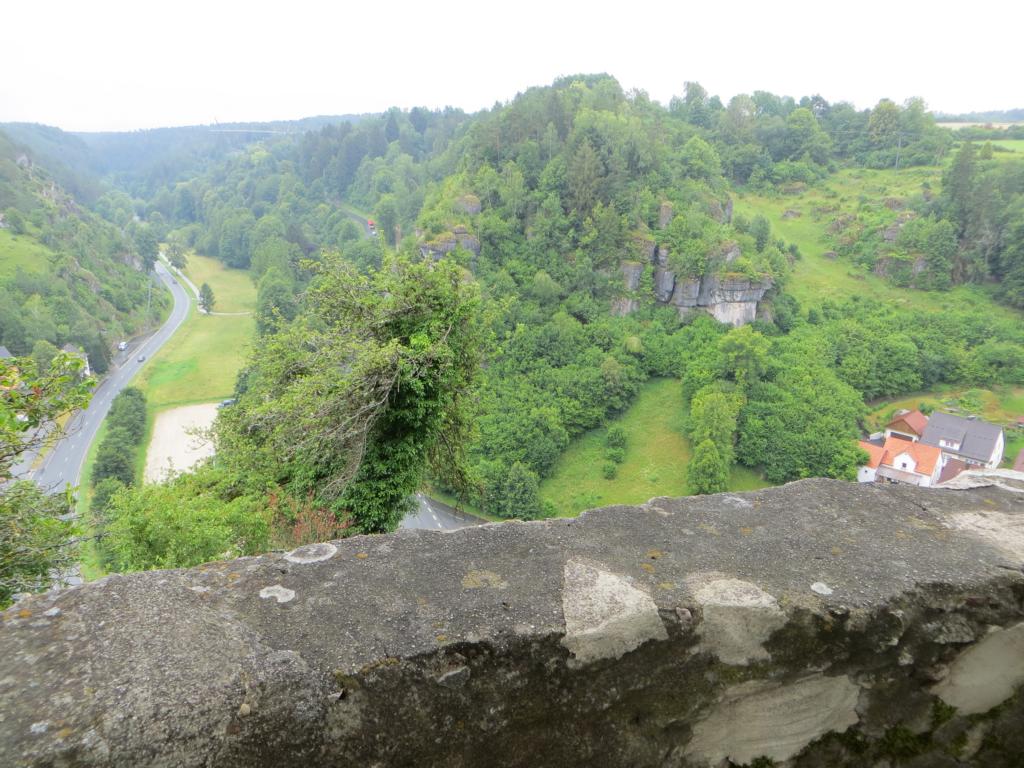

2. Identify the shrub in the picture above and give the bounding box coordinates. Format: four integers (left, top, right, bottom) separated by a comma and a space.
605, 425, 627, 449
605, 446, 625, 464
602, 462, 617, 479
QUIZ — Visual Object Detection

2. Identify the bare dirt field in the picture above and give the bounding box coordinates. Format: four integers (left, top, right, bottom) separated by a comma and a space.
144, 402, 218, 483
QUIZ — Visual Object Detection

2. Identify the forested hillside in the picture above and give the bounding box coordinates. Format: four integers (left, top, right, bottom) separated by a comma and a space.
31, 74, 1020, 570
0, 130, 166, 372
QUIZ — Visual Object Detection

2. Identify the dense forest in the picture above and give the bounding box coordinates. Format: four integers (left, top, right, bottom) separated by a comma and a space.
3, 75, 1023, 574
0, 130, 166, 373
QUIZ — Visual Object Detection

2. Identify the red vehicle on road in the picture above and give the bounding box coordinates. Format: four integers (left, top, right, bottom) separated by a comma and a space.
367, 219, 377, 235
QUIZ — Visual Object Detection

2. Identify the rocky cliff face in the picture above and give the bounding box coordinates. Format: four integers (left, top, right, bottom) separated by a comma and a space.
615, 233, 772, 326
3, 478, 1024, 767
418, 225, 481, 261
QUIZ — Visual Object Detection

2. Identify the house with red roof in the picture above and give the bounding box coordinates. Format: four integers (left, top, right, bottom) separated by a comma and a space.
857, 436, 943, 487
884, 409, 928, 442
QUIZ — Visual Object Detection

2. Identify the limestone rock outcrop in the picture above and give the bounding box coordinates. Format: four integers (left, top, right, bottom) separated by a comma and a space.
418, 226, 481, 260
615, 240, 771, 325
3, 479, 1024, 767
613, 196, 771, 324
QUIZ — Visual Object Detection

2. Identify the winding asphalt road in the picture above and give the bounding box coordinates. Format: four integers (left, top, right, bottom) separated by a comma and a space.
402, 492, 484, 531
31, 261, 190, 492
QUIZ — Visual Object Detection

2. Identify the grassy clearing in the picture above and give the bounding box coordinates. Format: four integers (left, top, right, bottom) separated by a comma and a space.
865, 385, 1024, 468
134, 312, 253, 409
541, 378, 769, 516
182, 253, 256, 313
0, 228, 50, 280
990, 139, 1024, 156
735, 167, 1017, 321
134, 257, 255, 410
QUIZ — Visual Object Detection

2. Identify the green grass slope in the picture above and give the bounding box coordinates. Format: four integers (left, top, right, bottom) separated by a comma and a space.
541, 378, 768, 516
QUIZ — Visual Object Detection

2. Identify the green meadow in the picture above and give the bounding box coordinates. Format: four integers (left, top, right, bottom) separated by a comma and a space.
541, 378, 768, 517
134, 254, 255, 410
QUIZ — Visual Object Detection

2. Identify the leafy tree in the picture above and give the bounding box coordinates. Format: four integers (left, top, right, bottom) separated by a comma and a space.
783, 108, 831, 164
605, 425, 627, 450
478, 460, 544, 519
218, 253, 486, 533
689, 387, 741, 465
717, 326, 770, 391
567, 138, 603, 215
31, 339, 60, 373
531, 270, 562, 304
218, 212, 255, 268
92, 427, 137, 487
868, 99, 901, 149
688, 439, 728, 495
199, 282, 215, 313
166, 233, 187, 269
0, 353, 93, 607
944, 141, 977, 237
132, 225, 159, 271
255, 268, 298, 334
3, 207, 26, 235
375, 194, 399, 246
101, 474, 268, 571
106, 387, 147, 443
679, 136, 723, 182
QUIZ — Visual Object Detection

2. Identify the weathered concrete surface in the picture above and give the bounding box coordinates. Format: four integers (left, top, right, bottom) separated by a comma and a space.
3, 479, 1024, 767
684, 674, 860, 765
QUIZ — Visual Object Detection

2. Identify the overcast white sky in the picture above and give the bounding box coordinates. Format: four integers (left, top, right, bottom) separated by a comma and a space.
2, 0, 1020, 132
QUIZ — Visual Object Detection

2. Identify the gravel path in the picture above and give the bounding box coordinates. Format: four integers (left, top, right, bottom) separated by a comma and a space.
144, 403, 219, 483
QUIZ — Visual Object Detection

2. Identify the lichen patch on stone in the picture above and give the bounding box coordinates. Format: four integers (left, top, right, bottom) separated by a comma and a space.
461, 570, 508, 590
691, 577, 786, 665
561, 558, 667, 666
259, 585, 296, 604
284, 542, 338, 564
685, 675, 860, 766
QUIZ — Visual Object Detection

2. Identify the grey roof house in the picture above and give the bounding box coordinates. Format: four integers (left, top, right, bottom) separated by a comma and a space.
0, 346, 13, 360
920, 412, 1004, 469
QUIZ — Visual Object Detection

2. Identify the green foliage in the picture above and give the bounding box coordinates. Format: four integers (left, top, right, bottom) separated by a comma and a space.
12, 77, 1016, 556
100, 468, 269, 571
91, 388, 147, 488
255, 267, 298, 334
605, 425, 627, 450
689, 386, 742, 466
107, 387, 147, 443
0, 130, 161, 361
92, 428, 137, 487
604, 446, 625, 464
479, 460, 544, 519
688, 439, 728, 495
3, 207, 25, 234
217, 253, 486, 533
601, 461, 617, 479
198, 282, 215, 313
0, 353, 93, 607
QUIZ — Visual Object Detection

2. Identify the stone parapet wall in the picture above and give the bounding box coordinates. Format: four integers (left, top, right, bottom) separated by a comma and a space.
2, 478, 1024, 766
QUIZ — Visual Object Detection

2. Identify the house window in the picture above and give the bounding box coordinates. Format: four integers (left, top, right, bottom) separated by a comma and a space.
901, 462, 907, 469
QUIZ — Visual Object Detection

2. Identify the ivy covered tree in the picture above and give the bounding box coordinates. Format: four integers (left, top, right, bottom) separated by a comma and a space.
217, 253, 486, 532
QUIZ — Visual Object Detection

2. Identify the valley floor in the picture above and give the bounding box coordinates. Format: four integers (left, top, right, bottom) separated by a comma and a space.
541, 378, 768, 517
